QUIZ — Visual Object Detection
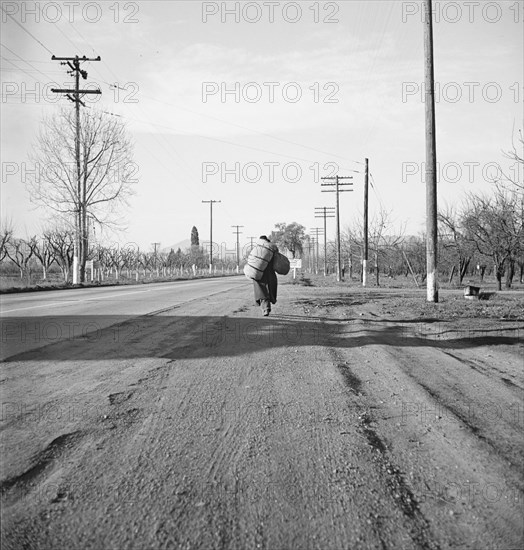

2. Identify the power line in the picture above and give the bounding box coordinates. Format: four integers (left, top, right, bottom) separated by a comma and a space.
0, 43, 55, 81
104, 109, 359, 172
144, 94, 364, 167
1, 6, 54, 55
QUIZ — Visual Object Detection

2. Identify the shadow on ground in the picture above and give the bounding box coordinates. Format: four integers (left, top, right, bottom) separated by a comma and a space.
1, 314, 522, 362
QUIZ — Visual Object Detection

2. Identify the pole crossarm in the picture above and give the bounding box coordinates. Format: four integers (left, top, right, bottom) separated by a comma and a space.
321, 176, 353, 192
52, 55, 101, 61
51, 89, 101, 94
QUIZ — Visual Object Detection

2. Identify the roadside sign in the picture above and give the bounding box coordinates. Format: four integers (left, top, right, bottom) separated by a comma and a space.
289, 258, 302, 279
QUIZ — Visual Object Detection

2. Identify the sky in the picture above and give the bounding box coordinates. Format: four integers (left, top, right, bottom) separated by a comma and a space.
1, 0, 523, 254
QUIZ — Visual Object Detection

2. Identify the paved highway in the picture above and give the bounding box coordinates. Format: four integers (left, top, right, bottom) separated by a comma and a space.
0, 276, 249, 360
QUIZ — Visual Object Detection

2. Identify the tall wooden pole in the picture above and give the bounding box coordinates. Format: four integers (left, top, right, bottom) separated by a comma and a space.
424, 0, 439, 302
316, 235, 319, 274
210, 201, 213, 266
363, 158, 369, 287
314, 209, 333, 277
74, 59, 81, 284
335, 176, 342, 282
232, 225, 244, 270
51, 54, 101, 283
323, 210, 327, 276
202, 200, 220, 270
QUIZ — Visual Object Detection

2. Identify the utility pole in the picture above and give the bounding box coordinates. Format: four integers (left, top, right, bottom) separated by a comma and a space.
305, 235, 312, 272
247, 236, 256, 263
232, 225, 244, 271
309, 227, 323, 274
424, 0, 439, 302
314, 208, 335, 276
321, 175, 353, 281
202, 200, 221, 271
363, 158, 369, 287
51, 55, 101, 284
152, 242, 160, 274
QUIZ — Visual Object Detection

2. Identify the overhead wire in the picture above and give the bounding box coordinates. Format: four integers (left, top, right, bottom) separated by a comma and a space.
3, 13, 363, 177
0, 43, 56, 81
109, 110, 359, 172
3, 11, 366, 230
1, 6, 54, 55
60, 14, 365, 169
144, 95, 364, 166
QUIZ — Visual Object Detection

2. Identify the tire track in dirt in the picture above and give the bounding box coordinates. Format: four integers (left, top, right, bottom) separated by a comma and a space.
383, 342, 524, 479
439, 348, 524, 394
328, 347, 440, 550
327, 315, 523, 550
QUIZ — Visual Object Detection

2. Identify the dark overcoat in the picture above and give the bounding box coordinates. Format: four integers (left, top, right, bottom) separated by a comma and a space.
253, 258, 277, 304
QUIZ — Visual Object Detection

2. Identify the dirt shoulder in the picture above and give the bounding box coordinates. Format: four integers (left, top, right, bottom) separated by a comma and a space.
1, 277, 522, 549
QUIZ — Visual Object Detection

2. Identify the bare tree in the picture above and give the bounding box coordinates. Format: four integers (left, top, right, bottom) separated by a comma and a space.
462, 190, 523, 290
0, 220, 13, 262
368, 210, 404, 286
346, 211, 404, 285
438, 204, 476, 285
500, 125, 524, 195
33, 234, 56, 280
28, 108, 136, 283
6, 237, 36, 280
45, 228, 75, 282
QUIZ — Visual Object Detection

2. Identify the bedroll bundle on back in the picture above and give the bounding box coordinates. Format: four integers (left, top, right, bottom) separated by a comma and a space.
273, 252, 290, 275
243, 239, 277, 281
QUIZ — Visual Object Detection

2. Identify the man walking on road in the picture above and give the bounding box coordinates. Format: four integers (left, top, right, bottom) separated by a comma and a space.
253, 235, 278, 316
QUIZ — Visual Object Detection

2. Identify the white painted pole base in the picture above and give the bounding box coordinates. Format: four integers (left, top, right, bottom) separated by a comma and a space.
73, 255, 79, 284
426, 272, 438, 302
362, 259, 368, 287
